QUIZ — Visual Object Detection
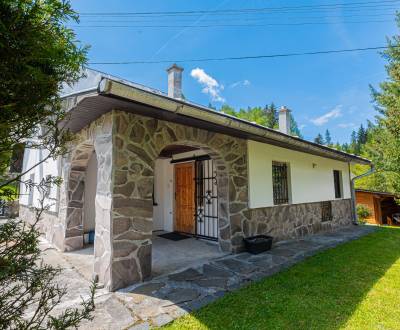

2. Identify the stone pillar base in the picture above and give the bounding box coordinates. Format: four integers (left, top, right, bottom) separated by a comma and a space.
63, 235, 83, 252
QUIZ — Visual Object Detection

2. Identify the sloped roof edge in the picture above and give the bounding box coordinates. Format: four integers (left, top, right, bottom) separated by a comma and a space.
356, 189, 399, 197
95, 77, 370, 165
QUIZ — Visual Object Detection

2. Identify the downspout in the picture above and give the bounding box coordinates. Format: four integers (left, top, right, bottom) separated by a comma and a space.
350, 164, 375, 225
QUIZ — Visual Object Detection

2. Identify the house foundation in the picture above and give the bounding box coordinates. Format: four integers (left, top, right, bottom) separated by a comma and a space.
248, 199, 353, 241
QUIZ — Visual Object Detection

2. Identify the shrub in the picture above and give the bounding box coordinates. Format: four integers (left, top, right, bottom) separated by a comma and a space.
357, 204, 372, 224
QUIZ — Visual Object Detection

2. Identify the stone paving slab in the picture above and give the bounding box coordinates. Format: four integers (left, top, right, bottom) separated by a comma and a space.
118, 225, 376, 329
39, 225, 376, 329
79, 294, 138, 330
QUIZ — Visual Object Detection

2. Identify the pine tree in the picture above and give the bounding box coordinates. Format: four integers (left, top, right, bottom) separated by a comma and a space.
357, 124, 367, 145
367, 119, 375, 131
368, 14, 400, 193
218, 102, 303, 137
339, 123, 375, 155
324, 129, 332, 146
342, 142, 350, 153
289, 114, 303, 138
314, 133, 325, 145
264, 103, 278, 129
350, 130, 359, 154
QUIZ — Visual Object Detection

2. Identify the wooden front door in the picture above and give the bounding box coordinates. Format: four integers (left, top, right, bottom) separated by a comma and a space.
175, 162, 195, 234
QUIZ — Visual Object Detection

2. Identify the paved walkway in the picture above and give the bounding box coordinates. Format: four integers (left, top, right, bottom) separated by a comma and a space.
41, 225, 376, 329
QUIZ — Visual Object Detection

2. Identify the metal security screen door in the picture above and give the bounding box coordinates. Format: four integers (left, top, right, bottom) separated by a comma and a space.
195, 158, 218, 240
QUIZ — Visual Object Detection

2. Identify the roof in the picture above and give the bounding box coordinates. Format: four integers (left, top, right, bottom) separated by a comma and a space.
61, 68, 371, 165
356, 189, 399, 197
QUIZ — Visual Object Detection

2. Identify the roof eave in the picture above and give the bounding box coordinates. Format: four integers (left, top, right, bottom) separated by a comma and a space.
96, 77, 371, 165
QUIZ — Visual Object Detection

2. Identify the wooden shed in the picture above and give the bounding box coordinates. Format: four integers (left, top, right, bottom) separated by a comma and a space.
355, 189, 400, 225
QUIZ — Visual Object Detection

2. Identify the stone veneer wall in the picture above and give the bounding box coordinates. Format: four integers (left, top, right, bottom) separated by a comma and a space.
111, 110, 249, 289
19, 205, 65, 251
63, 113, 114, 287
248, 199, 353, 241
20, 113, 115, 288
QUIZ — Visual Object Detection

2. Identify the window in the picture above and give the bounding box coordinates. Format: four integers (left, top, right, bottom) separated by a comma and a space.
272, 161, 290, 205
321, 201, 333, 222
333, 170, 343, 198
28, 173, 35, 206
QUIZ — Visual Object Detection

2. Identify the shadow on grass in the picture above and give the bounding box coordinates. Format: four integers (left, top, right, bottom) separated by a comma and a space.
165, 227, 400, 329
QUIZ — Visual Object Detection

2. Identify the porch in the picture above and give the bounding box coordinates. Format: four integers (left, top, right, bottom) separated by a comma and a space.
61, 232, 226, 282
60, 110, 248, 291
152, 231, 226, 278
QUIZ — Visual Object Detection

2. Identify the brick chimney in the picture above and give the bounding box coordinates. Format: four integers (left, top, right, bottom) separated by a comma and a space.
279, 106, 291, 135
167, 64, 184, 99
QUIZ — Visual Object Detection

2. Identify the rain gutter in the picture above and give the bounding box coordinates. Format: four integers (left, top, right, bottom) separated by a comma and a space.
350, 164, 375, 224
97, 78, 371, 165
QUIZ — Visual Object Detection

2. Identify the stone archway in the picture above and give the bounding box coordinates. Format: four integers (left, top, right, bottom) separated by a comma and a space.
52, 112, 113, 289
63, 130, 115, 288
154, 142, 229, 241
110, 111, 249, 290
64, 142, 96, 251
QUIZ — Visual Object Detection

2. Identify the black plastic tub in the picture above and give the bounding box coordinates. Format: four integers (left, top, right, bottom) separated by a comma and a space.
244, 235, 273, 254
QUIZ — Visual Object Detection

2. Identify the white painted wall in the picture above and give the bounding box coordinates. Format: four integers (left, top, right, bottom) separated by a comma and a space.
83, 152, 97, 232
20, 137, 353, 226
153, 158, 174, 232
248, 140, 351, 209
20, 146, 59, 212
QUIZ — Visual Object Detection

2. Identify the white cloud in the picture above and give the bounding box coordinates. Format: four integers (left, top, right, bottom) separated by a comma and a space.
230, 79, 251, 88
190, 68, 225, 102
310, 105, 343, 126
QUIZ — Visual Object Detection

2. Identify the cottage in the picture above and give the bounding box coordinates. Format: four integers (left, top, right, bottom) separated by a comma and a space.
19, 66, 371, 291
356, 189, 400, 225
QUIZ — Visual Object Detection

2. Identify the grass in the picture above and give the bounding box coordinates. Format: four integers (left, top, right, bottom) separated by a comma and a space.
164, 227, 400, 330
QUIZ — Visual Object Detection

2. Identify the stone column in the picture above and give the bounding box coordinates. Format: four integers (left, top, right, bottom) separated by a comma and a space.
93, 134, 114, 288
226, 149, 249, 253
109, 111, 153, 290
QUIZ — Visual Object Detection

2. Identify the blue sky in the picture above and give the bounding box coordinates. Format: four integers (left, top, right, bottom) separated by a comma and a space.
70, 0, 399, 143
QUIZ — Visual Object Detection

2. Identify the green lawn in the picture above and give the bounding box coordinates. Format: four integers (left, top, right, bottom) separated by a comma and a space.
164, 227, 400, 330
